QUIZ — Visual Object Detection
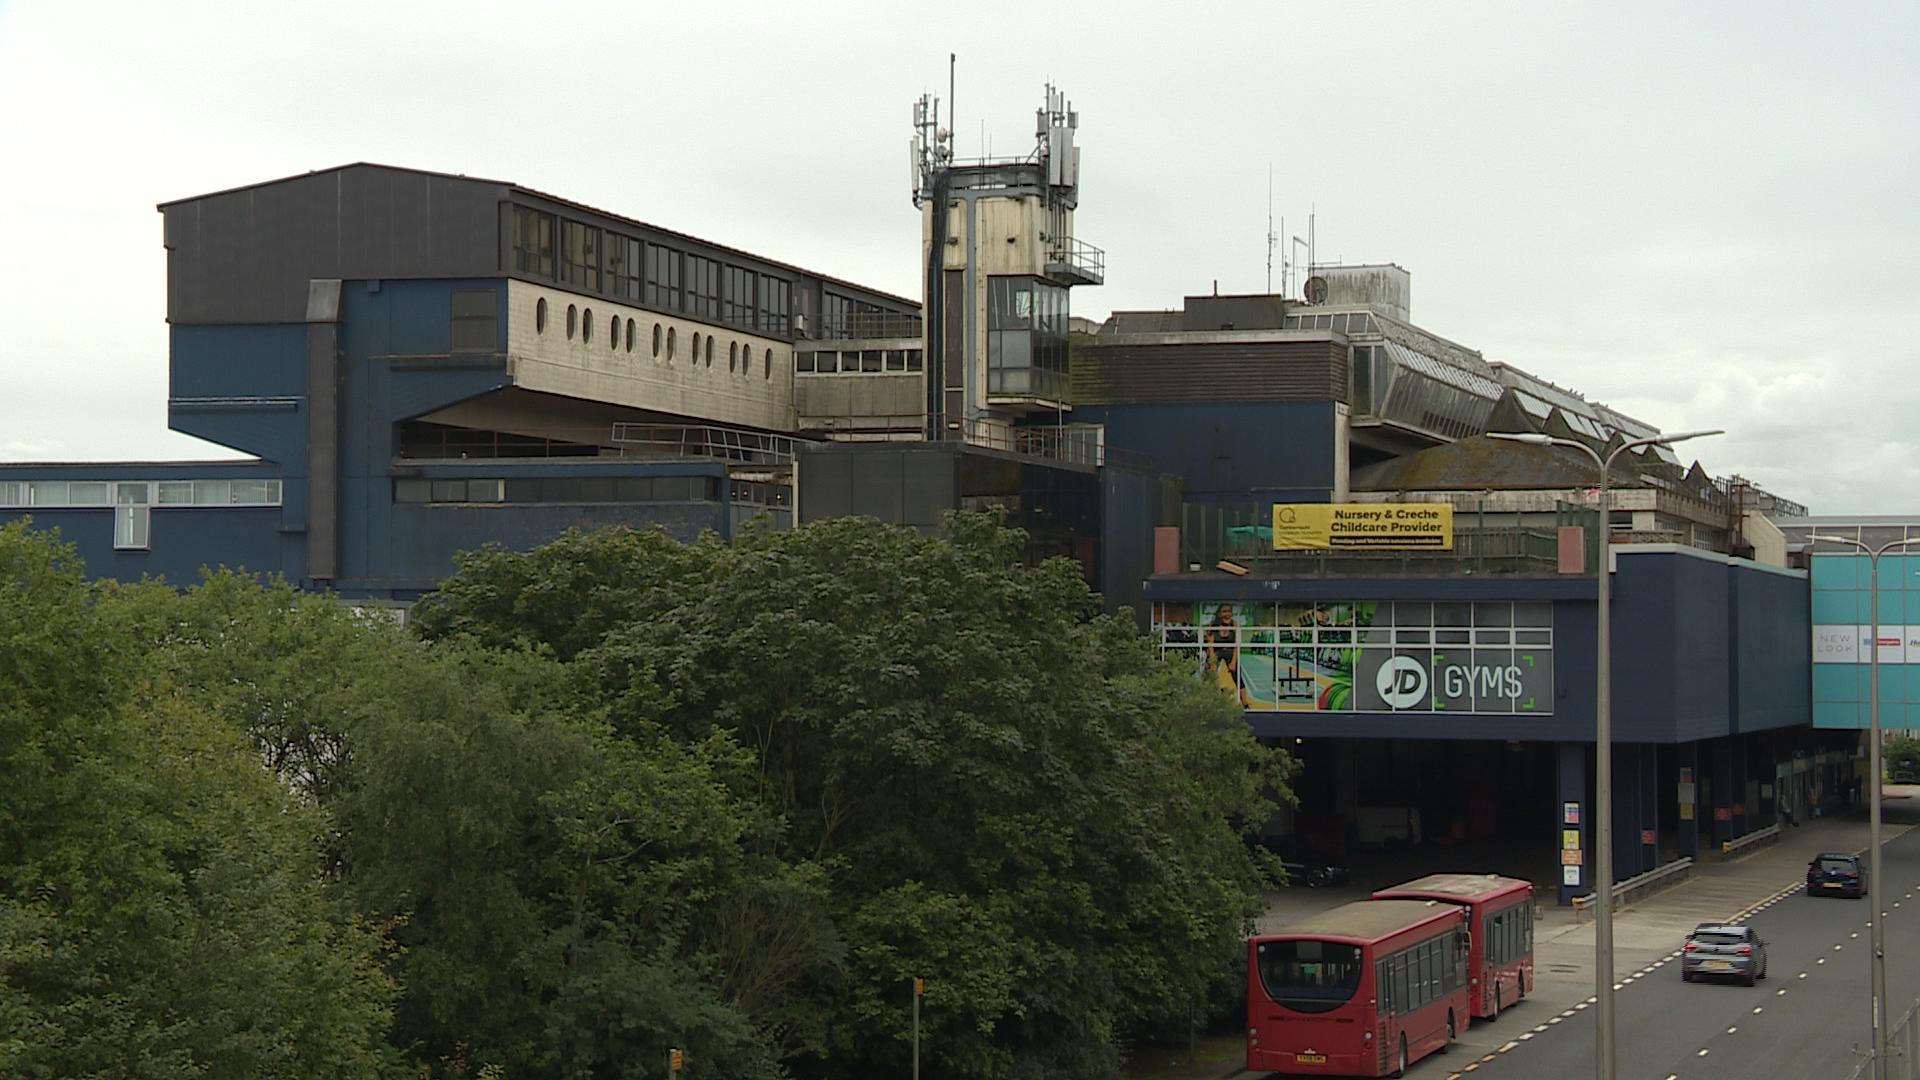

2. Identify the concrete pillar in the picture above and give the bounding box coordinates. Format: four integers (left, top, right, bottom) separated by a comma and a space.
1610, 740, 1635, 883
1728, 734, 1743, 845
1677, 742, 1701, 859
1732, 734, 1750, 837
1555, 741, 1589, 906
1639, 744, 1660, 873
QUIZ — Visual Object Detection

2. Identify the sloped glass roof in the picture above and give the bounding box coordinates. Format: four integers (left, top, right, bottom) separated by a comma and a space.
1382, 340, 1503, 400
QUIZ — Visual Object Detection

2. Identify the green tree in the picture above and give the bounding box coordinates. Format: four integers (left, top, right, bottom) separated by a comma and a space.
329, 643, 818, 1078
100, 561, 818, 1078
417, 515, 1291, 1078
0, 522, 398, 1079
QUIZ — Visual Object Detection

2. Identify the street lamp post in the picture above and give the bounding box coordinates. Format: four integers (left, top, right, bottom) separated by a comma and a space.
1490, 427, 1721, 1080
1808, 533, 1920, 1080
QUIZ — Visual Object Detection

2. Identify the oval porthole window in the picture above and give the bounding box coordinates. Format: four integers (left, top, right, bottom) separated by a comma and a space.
729, 341, 738, 372
692, 332, 701, 362
626, 318, 636, 352
610, 315, 619, 349
705, 336, 714, 367
536, 297, 548, 333
583, 309, 594, 343
652, 323, 662, 358
567, 304, 578, 339
765, 347, 773, 379
666, 327, 676, 362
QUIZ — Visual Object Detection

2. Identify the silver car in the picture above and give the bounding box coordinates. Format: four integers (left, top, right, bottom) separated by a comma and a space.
1681, 923, 1768, 986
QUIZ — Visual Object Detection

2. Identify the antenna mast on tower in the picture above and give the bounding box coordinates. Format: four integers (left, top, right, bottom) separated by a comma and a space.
1266, 166, 1277, 295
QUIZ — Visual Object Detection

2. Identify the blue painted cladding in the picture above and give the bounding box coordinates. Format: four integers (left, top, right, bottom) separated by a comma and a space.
1099, 465, 1160, 624
368, 502, 728, 593
1732, 562, 1811, 733
168, 323, 311, 462
1612, 554, 1731, 742
171, 323, 310, 398
0, 508, 288, 587
1071, 402, 1336, 500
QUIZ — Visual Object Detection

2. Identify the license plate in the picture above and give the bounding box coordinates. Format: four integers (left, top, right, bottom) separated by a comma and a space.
1295, 1053, 1327, 1064
1704, 960, 1732, 970
1826, 882, 1844, 889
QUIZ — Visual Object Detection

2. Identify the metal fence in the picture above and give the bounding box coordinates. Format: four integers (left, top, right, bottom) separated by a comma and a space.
1046, 237, 1105, 283
608, 423, 806, 466
813, 311, 924, 340
1845, 999, 1920, 1079
800, 415, 1149, 470
1178, 502, 1574, 576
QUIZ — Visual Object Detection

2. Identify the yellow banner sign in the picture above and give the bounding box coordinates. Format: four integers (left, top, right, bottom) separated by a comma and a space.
1270, 503, 1454, 550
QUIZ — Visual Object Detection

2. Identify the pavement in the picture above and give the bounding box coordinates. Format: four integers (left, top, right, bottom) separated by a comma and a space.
1125, 788, 1920, 1080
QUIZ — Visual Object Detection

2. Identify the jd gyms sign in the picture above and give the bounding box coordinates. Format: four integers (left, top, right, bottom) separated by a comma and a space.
1270, 503, 1454, 550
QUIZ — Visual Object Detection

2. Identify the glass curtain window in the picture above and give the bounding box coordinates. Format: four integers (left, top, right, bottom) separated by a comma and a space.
512, 208, 556, 279
647, 246, 682, 310
561, 222, 601, 292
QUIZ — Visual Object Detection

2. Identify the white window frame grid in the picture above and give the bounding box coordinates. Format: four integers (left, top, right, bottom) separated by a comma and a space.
1, 478, 282, 509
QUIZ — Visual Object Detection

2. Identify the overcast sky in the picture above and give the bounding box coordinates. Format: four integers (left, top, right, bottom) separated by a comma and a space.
2, 1, 1915, 513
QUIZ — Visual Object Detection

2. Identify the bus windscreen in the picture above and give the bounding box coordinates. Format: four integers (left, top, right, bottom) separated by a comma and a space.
1255, 939, 1363, 1014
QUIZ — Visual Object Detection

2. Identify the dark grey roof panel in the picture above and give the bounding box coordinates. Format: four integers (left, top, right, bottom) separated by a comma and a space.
162, 164, 508, 324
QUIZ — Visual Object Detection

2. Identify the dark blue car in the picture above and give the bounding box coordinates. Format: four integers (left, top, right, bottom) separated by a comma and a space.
1807, 852, 1866, 898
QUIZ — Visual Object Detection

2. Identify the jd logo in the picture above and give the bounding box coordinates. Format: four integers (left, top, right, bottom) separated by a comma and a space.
1376, 656, 1429, 709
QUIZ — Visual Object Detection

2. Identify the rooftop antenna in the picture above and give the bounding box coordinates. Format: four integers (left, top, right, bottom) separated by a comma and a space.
1265, 166, 1277, 295
1308, 203, 1316, 278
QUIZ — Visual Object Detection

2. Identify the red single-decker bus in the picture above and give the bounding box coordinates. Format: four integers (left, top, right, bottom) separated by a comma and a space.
1248, 899, 1470, 1077
1372, 873, 1534, 1020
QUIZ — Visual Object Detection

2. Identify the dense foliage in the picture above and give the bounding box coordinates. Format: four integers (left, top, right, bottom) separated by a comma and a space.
2, 514, 1289, 1078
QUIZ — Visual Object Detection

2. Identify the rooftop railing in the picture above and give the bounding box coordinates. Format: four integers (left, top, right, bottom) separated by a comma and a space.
608, 423, 807, 466
1178, 501, 1596, 576
812, 311, 925, 341
1046, 237, 1105, 285
803, 414, 1148, 470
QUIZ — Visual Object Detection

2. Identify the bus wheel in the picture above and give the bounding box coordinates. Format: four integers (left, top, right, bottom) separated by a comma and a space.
1392, 1035, 1408, 1078
1442, 1010, 1457, 1050
1516, 973, 1526, 1000
1494, 984, 1503, 1016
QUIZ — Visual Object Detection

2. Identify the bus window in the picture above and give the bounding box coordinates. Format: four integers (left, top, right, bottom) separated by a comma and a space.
1255, 940, 1363, 1014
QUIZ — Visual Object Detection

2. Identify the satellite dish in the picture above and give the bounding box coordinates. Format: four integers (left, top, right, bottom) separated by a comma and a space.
1304, 275, 1328, 304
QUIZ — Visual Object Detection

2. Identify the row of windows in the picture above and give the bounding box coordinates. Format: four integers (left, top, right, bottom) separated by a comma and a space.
1284, 311, 1377, 334
1376, 929, 1466, 1016
394, 476, 725, 505
795, 349, 924, 374
817, 292, 896, 337
513, 207, 798, 336
1484, 903, 1533, 967
0, 478, 282, 552
530, 298, 777, 379
0, 478, 282, 508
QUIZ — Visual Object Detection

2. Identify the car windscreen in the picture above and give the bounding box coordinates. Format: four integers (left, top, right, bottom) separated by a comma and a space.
1255, 939, 1363, 1014
1690, 932, 1744, 946
1818, 857, 1858, 872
